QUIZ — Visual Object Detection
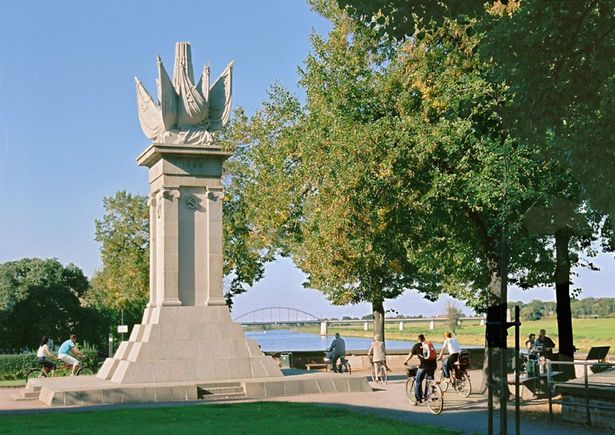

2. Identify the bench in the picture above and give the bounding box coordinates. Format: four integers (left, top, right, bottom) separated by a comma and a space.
305, 363, 327, 371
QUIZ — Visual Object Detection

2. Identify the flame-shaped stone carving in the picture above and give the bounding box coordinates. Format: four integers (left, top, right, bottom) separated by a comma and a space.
135, 42, 233, 145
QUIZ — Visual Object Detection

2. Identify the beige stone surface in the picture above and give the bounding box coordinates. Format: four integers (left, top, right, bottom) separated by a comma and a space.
21, 372, 370, 406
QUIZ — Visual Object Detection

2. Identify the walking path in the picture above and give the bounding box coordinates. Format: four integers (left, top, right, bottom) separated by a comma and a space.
0, 370, 608, 434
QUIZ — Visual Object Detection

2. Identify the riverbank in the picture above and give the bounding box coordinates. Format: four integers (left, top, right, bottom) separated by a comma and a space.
287, 317, 615, 352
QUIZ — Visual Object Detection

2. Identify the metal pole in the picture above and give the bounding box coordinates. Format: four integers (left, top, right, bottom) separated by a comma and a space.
584, 362, 591, 425
514, 305, 520, 435
121, 309, 125, 342
108, 333, 113, 357
548, 360, 553, 421
488, 344, 494, 435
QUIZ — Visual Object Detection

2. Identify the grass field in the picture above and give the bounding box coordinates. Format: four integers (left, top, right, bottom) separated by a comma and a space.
292, 317, 615, 352
0, 402, 458, 435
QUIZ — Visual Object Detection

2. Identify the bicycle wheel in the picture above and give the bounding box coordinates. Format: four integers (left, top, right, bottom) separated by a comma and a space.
454, 373, 472, 398
77, 367, 94, 376
405, 378, 417, 405
25, 368, 46, 382
426, 381, 444, 415
378, 364, 387, 385
437, 369, 449, 392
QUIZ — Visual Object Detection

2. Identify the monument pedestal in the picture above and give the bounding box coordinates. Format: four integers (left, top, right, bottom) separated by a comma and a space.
97, 306, 281, 383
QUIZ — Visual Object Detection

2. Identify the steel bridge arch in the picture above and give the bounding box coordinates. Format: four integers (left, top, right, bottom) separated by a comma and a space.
233, 306, 322, 322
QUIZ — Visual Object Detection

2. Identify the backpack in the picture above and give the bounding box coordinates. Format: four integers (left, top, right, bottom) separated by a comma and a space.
421, 341, 437, 360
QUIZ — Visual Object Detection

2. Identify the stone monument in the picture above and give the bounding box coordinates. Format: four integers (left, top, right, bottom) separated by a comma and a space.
97, 42, 282, 383
19, 43, 370, 405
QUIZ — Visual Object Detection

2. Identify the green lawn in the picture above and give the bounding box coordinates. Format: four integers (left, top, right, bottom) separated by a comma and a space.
0, 379, 25, 387
0, 402, 457, 435
293, 317, 615, 352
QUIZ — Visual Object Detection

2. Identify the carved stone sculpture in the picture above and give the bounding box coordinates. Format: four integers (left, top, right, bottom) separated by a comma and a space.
135, 42, 233, 145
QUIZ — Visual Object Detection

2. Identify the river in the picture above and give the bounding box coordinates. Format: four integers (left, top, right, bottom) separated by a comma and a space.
245, 329, 415, 352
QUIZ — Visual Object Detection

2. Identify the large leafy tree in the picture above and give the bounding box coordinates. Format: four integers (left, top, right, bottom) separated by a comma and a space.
0, 258, 106, 351
227, 10, 428, 342
339, 0, 614, 378
90, 191, 149, 311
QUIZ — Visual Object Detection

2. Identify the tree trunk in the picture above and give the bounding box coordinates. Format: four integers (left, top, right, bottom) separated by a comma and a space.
479, 260, 509, 403
372, 299, 385, 342
555, 227, 576, 380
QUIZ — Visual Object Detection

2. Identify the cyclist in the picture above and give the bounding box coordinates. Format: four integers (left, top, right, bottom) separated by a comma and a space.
57, 334, 84, 375
36, 336, 58, 372
367, 339, 387, 375
326, 333, 346, 373
403, 333, 437, 403
438, 331, 461, 380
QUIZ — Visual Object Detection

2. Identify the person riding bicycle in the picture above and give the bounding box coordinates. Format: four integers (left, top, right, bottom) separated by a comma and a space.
367, 339, 387, 372
403, 333, 437, 404
326, 333, 346, 373
438, 331, 461, 380
36, 336, 58, 372
58, 334, 84, 375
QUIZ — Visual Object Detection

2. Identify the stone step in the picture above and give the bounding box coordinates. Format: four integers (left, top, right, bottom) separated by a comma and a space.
24, 383, 42, 394
14, 391, 40, 401
197, 382, 242, 389
197, 383, 246, 400
197, 391, 246, 402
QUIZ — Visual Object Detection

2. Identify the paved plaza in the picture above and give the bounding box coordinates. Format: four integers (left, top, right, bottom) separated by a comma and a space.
0, 370, 605, 434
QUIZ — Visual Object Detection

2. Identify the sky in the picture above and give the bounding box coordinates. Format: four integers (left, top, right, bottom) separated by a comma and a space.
0, 1, 613, 320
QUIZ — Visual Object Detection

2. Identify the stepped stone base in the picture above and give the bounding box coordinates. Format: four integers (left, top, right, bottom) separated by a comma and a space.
98, 305, 281, 384
24, 373, 372, 406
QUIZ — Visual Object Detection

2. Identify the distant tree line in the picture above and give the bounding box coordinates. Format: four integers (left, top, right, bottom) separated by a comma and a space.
510, 298, 615, 321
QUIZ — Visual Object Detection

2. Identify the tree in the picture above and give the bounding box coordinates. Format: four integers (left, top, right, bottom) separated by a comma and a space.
90, 191, 149, 311
339, 0, 615, 376
446, 303, 463, 332
226, 6, 434, 343
0, 258, 106, 351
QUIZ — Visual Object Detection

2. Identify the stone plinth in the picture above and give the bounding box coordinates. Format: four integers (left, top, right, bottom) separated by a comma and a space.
98, 305, 281, 384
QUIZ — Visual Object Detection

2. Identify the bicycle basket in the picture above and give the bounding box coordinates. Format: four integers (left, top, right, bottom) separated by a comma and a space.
406, 367, 418, 378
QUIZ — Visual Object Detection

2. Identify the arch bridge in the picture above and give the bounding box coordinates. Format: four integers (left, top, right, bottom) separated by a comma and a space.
233, 307, 322, 325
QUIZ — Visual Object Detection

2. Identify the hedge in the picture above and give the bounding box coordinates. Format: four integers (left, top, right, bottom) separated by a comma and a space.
0, 347, 98, 380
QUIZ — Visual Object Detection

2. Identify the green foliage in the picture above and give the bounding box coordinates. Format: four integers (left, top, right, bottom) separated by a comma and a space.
446, 303, 463, 332
0, 258, 89, 311
90, 191, 149, 310
0, 259, 106, 352
512, 298, 615, 321
0, 346, 97, 380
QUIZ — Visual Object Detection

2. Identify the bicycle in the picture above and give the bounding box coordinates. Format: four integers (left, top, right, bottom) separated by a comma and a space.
370, 360, 387, 384
405, 366, 444, 415
25, 355, 97, 382
437, 351, 472, 398
324, 351, 352, 374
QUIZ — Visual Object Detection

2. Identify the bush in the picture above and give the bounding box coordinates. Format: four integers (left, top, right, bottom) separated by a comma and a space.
0, 346, 98, 380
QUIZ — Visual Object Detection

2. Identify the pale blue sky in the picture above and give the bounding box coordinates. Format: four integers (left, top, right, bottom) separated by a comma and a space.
0, 1, 612, 319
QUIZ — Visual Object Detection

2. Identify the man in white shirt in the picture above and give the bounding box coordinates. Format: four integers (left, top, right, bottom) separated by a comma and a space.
439, 331, 462, 379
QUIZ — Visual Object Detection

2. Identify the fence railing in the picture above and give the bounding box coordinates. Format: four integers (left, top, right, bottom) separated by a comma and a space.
546, 359, 615, 426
